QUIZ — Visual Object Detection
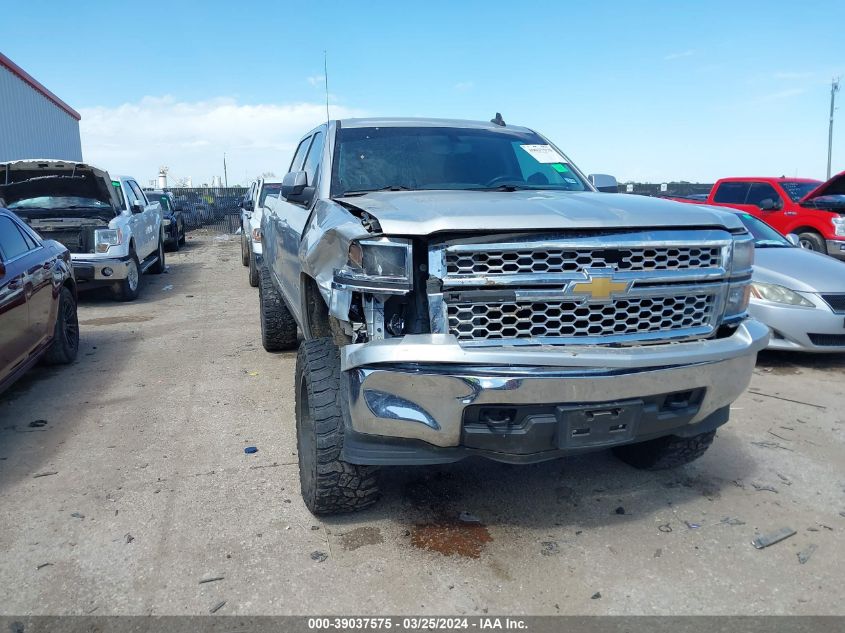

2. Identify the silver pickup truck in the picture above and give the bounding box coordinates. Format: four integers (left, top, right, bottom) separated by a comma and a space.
259, 117, 769, 515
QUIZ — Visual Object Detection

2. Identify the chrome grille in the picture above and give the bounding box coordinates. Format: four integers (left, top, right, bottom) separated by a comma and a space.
447, 294, 717, 343
445, 246, 721, 276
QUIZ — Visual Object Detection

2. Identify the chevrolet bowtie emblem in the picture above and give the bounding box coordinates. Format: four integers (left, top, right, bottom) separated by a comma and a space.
569, 274, 632, 302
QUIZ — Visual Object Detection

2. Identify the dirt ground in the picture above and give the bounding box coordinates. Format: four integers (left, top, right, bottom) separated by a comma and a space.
0, 233, 843, 616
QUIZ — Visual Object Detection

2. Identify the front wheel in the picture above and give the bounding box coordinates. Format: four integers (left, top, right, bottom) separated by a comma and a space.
798, 231, 827, 254
612, 430, 716, 470
248, 249, 259, 287
112, 251, 141, 301
258, 267, 298, 351
296, 338, 381, 514
44, 287, 79, 365
241, 228, 250, 266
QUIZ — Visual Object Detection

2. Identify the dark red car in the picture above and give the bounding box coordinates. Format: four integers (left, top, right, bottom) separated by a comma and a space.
0, 207, 79, 394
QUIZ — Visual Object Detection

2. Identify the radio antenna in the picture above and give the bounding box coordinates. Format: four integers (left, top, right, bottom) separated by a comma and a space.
324, 50, 330, 124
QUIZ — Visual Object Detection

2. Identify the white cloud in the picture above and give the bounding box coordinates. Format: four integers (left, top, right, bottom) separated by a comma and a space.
664, 49, 695, 61
307, 75, 326, 86
79, 96, 365, 186
454, 81, 474, 92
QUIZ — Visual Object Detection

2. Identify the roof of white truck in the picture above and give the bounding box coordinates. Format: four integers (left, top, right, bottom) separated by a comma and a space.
337, 117, 533, 133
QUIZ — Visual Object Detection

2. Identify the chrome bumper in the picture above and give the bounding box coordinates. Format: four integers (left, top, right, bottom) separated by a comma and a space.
826, 240, 845, 260
342, 320, 769, 449
70, 255, 131, 281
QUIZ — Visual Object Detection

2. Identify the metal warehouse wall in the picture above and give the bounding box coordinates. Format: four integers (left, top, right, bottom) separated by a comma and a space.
0, 65, 83, 162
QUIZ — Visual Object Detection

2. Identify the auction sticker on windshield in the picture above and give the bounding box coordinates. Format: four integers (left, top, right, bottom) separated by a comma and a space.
520, 144, 566, 163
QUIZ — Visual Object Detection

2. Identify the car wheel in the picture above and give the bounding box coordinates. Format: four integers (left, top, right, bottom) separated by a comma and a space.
113, 250, 141, 301
179, 222, 186, 245
248, 249, 259, 287
149, 233, 166, 274
296, 337, 380, 515
241, 228, 250, 266
612, 430, 716, 470
797, 231, 827, 254
44, 286, 79, 365
258, 267, 298, 351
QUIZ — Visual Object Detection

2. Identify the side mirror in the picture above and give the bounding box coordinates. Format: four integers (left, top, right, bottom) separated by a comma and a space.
131, 201, 145, 214
786, 233, 800, 247
758, 198, 776, 211
588, 173, 619, 193
282, 170, 308, 199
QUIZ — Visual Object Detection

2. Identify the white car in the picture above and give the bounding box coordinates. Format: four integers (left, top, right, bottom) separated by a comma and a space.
240, 178, 281, 287
0, 160, 165, 301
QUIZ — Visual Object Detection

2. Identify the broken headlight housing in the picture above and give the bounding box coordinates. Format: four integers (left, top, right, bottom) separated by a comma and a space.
722, 234, 754, 321
333, 237, 413, 294
94, 228, 122, 253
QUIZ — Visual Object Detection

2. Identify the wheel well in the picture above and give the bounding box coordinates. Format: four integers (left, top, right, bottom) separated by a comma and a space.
63, 277, 77, 301
301, 274, 332, 339
794, 226, 823, 236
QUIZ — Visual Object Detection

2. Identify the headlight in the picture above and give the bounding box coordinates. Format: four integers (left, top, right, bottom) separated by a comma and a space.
750, 282, 815, 307
333, 237, 413, 293
831, 217, 845, 237
163, 218, 172, 226
94, 228, 122, 253
731, 235, 754, 274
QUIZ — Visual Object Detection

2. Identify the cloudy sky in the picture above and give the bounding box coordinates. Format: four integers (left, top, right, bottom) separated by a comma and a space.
4, 0, 844, 186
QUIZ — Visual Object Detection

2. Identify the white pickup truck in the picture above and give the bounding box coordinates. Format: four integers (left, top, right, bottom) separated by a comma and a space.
0, 161, 165, 301
240, 178, 282, 287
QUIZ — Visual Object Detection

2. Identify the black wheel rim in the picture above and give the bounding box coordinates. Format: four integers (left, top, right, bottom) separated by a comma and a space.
297, 373, 317, 495
62, 297, 79, 351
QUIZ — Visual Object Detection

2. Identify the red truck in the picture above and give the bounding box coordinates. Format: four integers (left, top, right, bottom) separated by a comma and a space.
670, 172, 845, 258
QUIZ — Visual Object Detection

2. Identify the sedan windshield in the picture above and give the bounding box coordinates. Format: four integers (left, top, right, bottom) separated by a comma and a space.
736, 213, 790, 248
331, 126, 589, 196
8, 196, 112, 210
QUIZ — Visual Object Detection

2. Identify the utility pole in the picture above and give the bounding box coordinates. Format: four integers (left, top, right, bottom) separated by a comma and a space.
223, 152, 229, 188
828, 77, 840, 179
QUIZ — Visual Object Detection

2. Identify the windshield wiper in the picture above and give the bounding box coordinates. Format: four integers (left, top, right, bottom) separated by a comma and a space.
340, 185, 414, 197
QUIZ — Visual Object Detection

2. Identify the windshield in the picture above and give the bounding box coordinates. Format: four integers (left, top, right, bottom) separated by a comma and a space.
8, 196, 112, 210
781, 181, 822, 202
259, 183, 282, 207
331, 126, 589, 196
735, 213, 791, 247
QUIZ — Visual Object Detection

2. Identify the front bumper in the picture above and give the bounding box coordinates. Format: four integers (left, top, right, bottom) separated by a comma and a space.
826, 239, 845, 260
340, 320, 769, 463
750, 299, 845, 352
70, 254, 131, 283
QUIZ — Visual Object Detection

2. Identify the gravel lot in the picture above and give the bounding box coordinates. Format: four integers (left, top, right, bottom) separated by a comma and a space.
1, 233, 843, 616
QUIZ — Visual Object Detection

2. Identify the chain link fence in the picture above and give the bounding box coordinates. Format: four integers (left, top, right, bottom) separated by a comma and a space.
166, 187, 247, 234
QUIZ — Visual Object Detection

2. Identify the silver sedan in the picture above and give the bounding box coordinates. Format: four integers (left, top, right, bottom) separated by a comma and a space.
733, 211, 845, 352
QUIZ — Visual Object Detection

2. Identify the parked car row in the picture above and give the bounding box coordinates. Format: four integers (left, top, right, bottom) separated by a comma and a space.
0, 159, 166, 394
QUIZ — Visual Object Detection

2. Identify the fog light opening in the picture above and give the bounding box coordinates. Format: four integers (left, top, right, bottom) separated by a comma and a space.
102, 267, 114, 277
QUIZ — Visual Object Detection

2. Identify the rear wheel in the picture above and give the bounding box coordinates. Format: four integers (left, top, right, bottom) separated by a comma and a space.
179, 221, 186, 245
613, 430, 716, 470
258, 267, 297, 351
44, 287, 79, 365
798, 231, 827, 254
296, 338, 380, 514
149, 233, 166, 274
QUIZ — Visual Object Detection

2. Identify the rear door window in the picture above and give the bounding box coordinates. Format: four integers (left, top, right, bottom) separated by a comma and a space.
713, 182, 751, 204
746, 182, 782, 207
0, 216, 33, 261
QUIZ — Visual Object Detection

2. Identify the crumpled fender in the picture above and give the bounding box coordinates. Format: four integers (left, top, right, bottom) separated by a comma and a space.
299, 199, 372, 321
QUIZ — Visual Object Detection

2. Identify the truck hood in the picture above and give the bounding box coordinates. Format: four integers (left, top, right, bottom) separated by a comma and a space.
800, 170, 845, 202
0, 159, 120, 220
335, 190, 745, 236
753, 246, 845, 293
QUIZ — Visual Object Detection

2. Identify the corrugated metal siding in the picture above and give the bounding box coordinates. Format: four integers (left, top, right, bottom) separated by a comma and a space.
0, 65, 83, 162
